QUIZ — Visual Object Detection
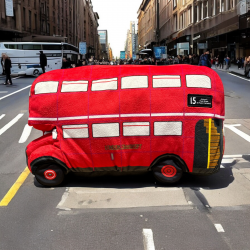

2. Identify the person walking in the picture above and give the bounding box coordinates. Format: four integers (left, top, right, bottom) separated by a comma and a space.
198, 50, 211, 68
4, 55, 12, 85
39, 51, 47, 73
1, 53, 6, 75
236, 58, 241, 69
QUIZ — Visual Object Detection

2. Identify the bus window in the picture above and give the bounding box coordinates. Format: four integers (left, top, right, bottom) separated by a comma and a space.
62, 125, 89, 138
61, 81, 88, 92
43, 44, 62, 50
34, 81, 59, 94
154, 122, 182, 136
33, 44, 42, 50
17, 44, 23, 50
92, 78, 118, 91
8, 44, 17, 49
186, 75, 211, 88
92, 123, 119, 138
3, 44, 9, 48
153, 75, 181, 88
123, 122, 150, 136
121, 76, 148, 89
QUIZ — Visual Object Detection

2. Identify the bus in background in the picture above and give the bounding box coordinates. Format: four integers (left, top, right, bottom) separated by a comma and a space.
0, 42, 79, 76
26, 65, 225, 187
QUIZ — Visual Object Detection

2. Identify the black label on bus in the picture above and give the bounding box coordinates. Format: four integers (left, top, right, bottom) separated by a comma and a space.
188, 94, 212, 108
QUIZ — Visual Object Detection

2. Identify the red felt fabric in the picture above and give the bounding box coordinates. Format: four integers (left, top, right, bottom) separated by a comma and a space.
27, 65, 225, 173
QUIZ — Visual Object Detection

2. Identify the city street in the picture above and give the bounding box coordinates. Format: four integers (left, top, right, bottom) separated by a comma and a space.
0, 69, 250, 250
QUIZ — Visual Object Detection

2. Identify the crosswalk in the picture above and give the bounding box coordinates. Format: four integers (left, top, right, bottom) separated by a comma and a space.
0, 113, 34, 143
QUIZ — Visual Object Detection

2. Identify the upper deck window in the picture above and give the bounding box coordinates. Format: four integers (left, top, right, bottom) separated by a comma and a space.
92, 123, 119, 138
153, 75, 181, 88
92, 78, 118, 91
34, 81, 59, 94
121, 76, 148, 89
186, 75, 211, 88
123, 122, 150, 136
61, 80, 88, 92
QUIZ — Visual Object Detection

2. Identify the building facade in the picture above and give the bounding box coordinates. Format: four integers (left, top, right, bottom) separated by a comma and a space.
0, 0, 100, 58
138, 0, 247, 59
98, 30, 112, 61
125, 21, 138, 59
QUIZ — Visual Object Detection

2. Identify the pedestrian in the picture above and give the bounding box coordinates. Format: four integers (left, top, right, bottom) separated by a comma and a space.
198, 50, 211, 68
61, 58, 71, 69
192, 54, 199, 65
245, 58, 250, 77
4, 54, 12, 85
39, 51, 47, 73
1, 53, 6, 75
215, 56, 219, 68
236, 58, 241, 69
225, 55, 230, 70
219, 55, 224, 69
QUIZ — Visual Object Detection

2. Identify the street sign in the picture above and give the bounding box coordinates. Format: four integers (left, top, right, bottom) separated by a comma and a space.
120, 51, 125, 59
79, 42, 86, 55
5, 0, 14, 17
154, 47, 167, 59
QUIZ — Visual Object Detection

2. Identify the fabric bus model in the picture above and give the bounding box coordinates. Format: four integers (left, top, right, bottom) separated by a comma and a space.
26, 65, 225, 186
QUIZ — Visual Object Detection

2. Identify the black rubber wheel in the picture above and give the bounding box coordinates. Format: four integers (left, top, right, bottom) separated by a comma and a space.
33, 69, 39, 76
152, 158, 183, 184
35, 164, 65, 187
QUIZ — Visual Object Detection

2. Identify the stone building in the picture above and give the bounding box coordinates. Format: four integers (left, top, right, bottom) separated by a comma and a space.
124, 21, 138, 59
0, 0, 100, 58
138, 0, 246, 59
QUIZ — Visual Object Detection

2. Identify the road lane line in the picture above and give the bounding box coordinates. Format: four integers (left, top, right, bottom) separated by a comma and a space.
0, 114, 5, 120
0, 167, 30, 206
225, 124, 250, 142
0, 113, 24, 136
228, 73, 250, 81
214, 224, 225, 233
19, 124, 33, 143
0, 85, 31, 101
142, 229, 155, 250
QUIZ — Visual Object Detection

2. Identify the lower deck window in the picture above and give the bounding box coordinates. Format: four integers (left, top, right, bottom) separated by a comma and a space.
123, 122, 150, 136
92, 123, 119, 138
62, 124, 89, 138
154, 122, 182, 136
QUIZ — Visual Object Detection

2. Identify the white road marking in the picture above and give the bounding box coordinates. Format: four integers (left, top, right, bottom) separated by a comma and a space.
0, 114, 24, 136
221, 159, 235, 164
18, 124, 33, 143
0, 114, 5, 120
12, 76, 21, 80
228, 73, 250, 81
0, 85, 31, 101
220, 165, 225, 168
223, 154, 243, 158
142, 229, 155, 250
214, 224, 225, 233
225, 124, 250, 142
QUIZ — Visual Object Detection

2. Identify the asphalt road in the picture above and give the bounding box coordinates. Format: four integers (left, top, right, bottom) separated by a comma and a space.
0, 69, 250, 250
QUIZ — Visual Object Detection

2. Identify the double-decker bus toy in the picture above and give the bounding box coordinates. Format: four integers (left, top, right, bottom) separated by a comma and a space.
26, 65, 225, 186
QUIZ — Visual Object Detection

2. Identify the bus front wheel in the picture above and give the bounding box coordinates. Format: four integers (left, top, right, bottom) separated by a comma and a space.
35, 164, 65, 187
152, 159, 183, 184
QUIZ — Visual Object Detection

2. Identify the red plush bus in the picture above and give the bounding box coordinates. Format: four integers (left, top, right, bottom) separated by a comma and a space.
26, 65, 225, 186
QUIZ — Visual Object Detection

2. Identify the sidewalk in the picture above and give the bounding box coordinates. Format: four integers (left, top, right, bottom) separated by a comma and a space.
213, 64, 246, 77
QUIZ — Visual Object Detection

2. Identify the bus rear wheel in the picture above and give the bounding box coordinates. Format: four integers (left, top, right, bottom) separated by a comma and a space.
152, 159, 183, 184
35, 164, 65, 187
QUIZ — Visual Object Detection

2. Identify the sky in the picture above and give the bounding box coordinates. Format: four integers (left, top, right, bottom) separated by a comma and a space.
91, 0, 143, 58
